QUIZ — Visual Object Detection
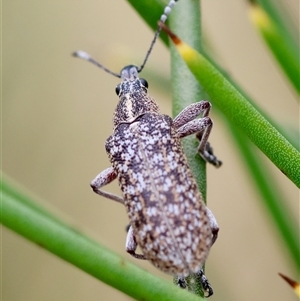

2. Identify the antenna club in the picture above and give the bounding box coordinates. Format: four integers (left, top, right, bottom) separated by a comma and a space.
73, 50, 91, 60
163, 7, 171, 18
161, 0, 178, 23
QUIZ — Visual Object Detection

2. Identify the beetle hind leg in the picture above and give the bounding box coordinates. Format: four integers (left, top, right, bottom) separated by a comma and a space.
196, 268, 214, 298
175, 269, 214, 298
176, 277, 187, 288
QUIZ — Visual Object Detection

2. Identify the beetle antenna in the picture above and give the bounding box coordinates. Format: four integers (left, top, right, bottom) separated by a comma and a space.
73, 0, 178, 77
137, 0, 178, 73
72, 50, 121, 78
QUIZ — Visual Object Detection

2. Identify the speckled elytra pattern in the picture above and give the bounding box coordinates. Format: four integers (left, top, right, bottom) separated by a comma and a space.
106, 113, 212, 275
105, 65, 213, 276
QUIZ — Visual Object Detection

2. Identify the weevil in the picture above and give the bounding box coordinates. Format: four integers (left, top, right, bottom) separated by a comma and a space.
74, 0, 222, 297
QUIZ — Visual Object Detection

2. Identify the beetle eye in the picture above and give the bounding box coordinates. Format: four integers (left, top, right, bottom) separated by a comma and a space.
140, 78, 148, 89
115, 84, 121, 95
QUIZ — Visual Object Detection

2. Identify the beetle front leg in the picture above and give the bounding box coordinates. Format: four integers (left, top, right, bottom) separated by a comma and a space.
173, 101, 211, 128
126, 225, 147, 260
173, 101, 222, 167
176, 117, 222, 167
90, 166, 124, 204
173, 100, 222, 167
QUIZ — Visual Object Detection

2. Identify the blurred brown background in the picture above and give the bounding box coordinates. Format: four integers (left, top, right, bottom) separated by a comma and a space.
3, 0, 299, 300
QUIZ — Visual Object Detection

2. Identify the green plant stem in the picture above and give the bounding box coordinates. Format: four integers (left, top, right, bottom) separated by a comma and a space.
166, 37, 300, 187
258, 0, 299, 52
1, 178, 205, 301
169, 1, 209, 297
248, 1, 300, 94
2, 179, 66, 225
228, 125, 300, 270
169, 0, 207, 199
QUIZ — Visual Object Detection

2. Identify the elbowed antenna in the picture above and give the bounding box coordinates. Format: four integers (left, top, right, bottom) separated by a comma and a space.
72, 51, 121, 78
137, 0, 178, 73
73, 0, 178, 77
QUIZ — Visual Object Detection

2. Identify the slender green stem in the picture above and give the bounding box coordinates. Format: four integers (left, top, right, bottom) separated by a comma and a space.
169, 0, 207, 199
169, 1, 209, 297
1, 178, 205, 301
166, 37, 300, 187
228, 125, 300, 269
248, 1, 300, 94
258, 0, 299, 52
2, 179, 66, 225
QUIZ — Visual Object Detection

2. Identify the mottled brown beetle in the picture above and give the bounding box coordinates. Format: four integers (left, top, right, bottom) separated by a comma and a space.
74, 0, 221, 297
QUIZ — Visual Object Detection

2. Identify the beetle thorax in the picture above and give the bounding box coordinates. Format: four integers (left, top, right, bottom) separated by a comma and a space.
113, 65, 159, 127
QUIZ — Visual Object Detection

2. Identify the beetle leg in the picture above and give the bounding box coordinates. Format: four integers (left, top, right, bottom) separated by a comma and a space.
126, 226, 147, 260
173, 101, 221, 167
196, 268, 214, 298
175, 270, 213, 298
176, 117, 222, 167
173, 101, 211, 129
90, 166, 124, 204
176, 277, 187, 288
196, 132, 222, 167
206, 207, 219, 246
